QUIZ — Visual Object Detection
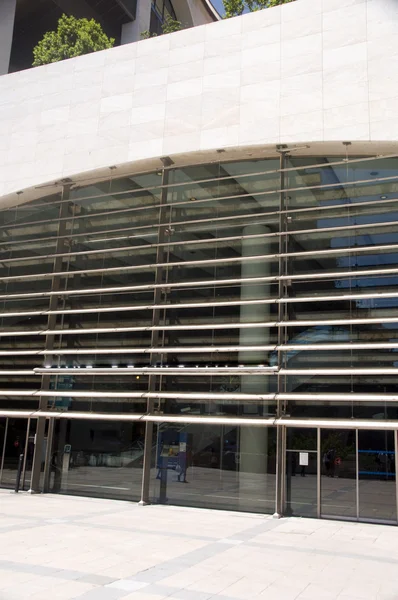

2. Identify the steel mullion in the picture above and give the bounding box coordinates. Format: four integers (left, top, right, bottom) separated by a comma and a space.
29, 185, 72, 494
0, 418, 8, 486
140, 165, 170, 506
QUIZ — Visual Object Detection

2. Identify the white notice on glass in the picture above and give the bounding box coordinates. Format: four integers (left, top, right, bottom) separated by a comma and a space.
299, 452, 309, 466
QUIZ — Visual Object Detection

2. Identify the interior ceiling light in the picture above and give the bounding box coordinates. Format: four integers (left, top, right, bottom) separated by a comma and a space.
380, 195, 388, 199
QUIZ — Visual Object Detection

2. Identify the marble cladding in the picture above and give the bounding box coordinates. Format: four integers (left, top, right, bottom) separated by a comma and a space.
0, 0, 397, 198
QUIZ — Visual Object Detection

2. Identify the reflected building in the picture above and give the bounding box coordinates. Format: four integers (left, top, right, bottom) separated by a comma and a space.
0, 0, 398, 524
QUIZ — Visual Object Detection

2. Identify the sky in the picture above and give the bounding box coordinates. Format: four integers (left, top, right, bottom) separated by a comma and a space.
210, 0, 225, 17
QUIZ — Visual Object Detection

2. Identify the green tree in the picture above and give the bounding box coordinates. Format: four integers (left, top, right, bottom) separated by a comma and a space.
162, 15, 182, 34
32, 14, 115, 67
223, 0, 294, 18
140, 16, 182, 39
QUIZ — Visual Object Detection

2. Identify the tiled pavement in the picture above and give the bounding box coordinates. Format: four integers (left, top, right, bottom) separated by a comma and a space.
1, 490, 398, 599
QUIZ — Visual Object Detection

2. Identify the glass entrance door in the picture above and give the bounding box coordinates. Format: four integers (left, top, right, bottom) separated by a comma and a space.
285, 428, 318, 518
358, 430, 397, 523
0, 418, 34, 490
320, 429, 357, 519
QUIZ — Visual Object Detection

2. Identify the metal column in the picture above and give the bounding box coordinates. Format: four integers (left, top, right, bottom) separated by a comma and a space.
21, 418, 31, 491
356, 429, 359, 521
29, 186, 72, 493
43, 417, 55, 492
317, 427, 321, 518
0, 418, 8, 485
140, 163, 171, 505
274, 424, 286, 518
395, 429, 398, 526
274, 149, 290, 518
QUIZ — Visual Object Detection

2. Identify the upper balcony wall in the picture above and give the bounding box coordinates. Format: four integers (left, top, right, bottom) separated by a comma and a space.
0, 0, 397, 200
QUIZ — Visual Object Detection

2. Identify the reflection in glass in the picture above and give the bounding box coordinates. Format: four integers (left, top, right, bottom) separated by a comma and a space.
151, 424, 276, 514
285, 428, 317, 518
50, 420, 144, 501
358, 430, 396, 523
321, 429, 356, 519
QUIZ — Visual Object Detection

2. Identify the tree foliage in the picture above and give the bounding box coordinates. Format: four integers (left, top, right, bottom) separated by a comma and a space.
32, 14, 115, 67
162, 15, 182, 34
223, 0, 295, 18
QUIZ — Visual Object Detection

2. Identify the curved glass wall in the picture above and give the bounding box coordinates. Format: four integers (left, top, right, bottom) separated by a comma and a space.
1, 152, 398, 513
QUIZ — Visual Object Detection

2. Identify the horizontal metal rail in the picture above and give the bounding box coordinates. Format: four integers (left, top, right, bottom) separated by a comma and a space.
2, 410, 398, 431
2, 315, 398, 338
0, 290, 397, 320
2, 390, 398, 406
2, 171, 398, 235
5, 153, 398, 219
2, 191, 398, 249
4, 238, 398, 283
28, 366, 398, 376
2, 257, 398, 301
1, 341, 398, 358
17, 153, 398, 211
2, 228, 398, 270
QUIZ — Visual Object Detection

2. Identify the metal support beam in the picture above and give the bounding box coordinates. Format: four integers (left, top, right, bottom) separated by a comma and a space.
29, 187, 71, 494
0, 418, 8, 486
140, 167, 170, 506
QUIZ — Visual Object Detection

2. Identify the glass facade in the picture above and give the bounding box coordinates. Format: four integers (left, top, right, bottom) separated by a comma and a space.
1, 152, 398, 522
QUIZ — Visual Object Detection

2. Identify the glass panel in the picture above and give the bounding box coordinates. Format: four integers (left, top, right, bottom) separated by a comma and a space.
51, 419, 144, 501
285, 428, 317, 518
321, 429, 357, 519
151, 423, 276, 513
358, 430, 396, 522
0, 419, 28, 489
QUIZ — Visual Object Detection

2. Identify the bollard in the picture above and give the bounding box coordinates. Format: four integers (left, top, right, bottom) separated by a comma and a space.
14, 454, 24, 493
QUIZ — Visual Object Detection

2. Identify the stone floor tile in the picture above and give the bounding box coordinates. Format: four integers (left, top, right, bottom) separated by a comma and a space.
121, 595, 169, 600
165, 590, 213, 600
187, 574, 243, 595
74, 588, 130, 599
256, 583, 306, 600
2, 491, 398, 600
296, 584, 341, 599
107, 580, 150, 592
78, 574, 117, 585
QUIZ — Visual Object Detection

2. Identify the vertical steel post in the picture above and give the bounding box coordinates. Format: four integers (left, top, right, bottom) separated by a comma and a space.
30, 186, 71, 494
43, 417, 55, 492
0, 417, 8, 486
14, 453, 24, 493
356, 429, 359, 521
21, 418, 30, 491
274, 424, 286, 518
317, 427, 321, 518
394, 429, 398, 525
273, 149, 289, 518
140, 165, 171, 506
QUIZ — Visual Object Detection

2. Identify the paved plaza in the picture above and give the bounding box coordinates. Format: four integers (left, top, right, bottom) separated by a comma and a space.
1, 491, 398, 600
